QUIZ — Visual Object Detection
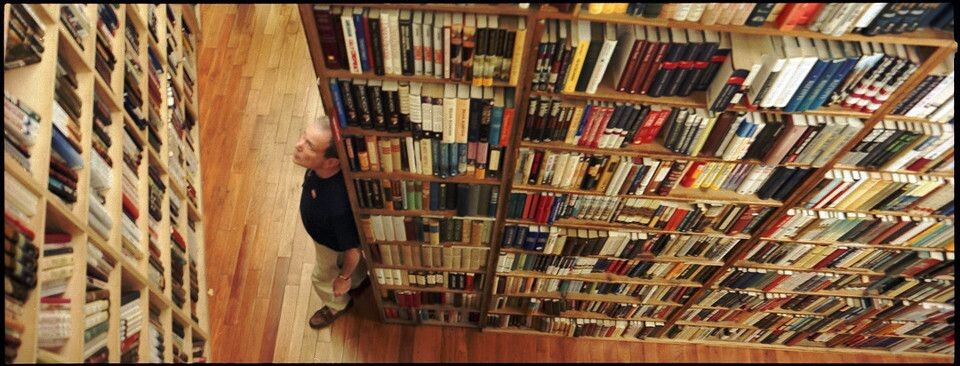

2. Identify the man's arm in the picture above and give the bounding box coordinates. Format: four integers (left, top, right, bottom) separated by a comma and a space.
333, 248, 361, 296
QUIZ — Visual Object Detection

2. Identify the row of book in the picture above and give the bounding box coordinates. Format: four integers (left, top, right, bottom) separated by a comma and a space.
493, 276, 698, 305
741, 241, 955, 280
496, 252, 719, 285
798, 169, 953, 214
124, 18, 148, 132
506, 192, 774, 236
192, 339, 206, 363
384, 307, 481, 325
374, 269, 484, 291
172, 322, 187, 363
38, 232, 74, 352
382, 290, 480, 309
838, 120, 955, 173
148, 220, 165, 291
711, 38, 919, 114
492, 295, 676, 320
120, 291, 142, 363
863, 276, 953, 302
762, 209, 954, 250
694, 288, 879, 316
353, 179, 499, 217
5, 4, 45, 69
501, 224, 740, 262
148, 164, 164, 222
893, 55, 955, 122
60, 4, 90, 50
94, 5, 119, 86
598, 3, 954, 36
532, 22, 727, 97
370, 243, 487, 271
83, 280, 109, 363
4, 93, 39, 172
51, 52, 85, 204
89, 102, 114, 241
314, 6, 526, 84
359, 215, 496, 245
189, 258, 200, 323
486, 315, 665, 339
343, 134, 505, 180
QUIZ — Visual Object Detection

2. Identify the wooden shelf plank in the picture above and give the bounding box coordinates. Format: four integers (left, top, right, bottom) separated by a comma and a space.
4, 154, 44, 195
345, 3, 532, 16
495, 290, 683, 307
505, 218, 752, 240
324, 69, 517, 88
518, 140, 765, 165
531, 85, 706, 109
511, 183, 782, 207
759, 237, 952, 253
498, 270, 704, 288
379, 284, 482, 294
350, 170, 500, 185
496, 247, 725, 266
832, 164, 956, 178
374, 263, 487, 274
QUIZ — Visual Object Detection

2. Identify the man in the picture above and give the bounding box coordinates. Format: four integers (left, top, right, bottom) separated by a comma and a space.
293, 116, 368, 329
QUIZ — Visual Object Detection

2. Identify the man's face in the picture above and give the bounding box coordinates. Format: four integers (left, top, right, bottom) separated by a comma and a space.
293, 122, 332, 169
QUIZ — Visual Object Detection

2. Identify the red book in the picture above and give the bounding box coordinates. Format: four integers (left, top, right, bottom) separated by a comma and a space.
362, 14, 376, 71
775, 4, 805, 30
905, 157, 931, 171
589, 105, 615, 148
577, 106, 602, 146
122, 193, 140, 220
726, 206, 760, 236
640, 42, 671, 95
617, 40, 648, 91
663, 208, 689, 231
680, 161, 706, 187
761, 212, 795, 237
812, 248, 848, 269
761, 274, 790, 292
536, 194, 555, 224
522, 193, 538, 220
465, 273, 475, 290
868, 218, 912, 244
121, 332, 141, 352
500, 106, 516, 147
44, 232, 72, 244
641, 107, 671, 143
631, 108, 662, 144
171, 228, 187, 251
4, 212, 35, 240
607, 260, 624, 275
899, 257, 943, 277
528, 150, 545, 184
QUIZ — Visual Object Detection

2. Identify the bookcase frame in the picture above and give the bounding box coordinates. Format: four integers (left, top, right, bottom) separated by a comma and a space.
4, 4, 210, 363
299, 3, 955, 357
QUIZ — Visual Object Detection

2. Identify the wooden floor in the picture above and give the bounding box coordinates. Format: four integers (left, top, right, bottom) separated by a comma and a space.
196, 4, 952, 363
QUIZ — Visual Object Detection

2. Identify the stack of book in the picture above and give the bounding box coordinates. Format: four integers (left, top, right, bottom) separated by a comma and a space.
146, 46, 165, 150
89, 97, 114, 240
4, 172, 39, 363
336, 83, 515, 180
370, 243, 487, 271
4, 4, 46, 69
148, 163, 164, 222
189, 258, 199, 323
51, 58, 84, 204
37, 297, 70, 351
124, 18, 148, 129
798, 169, 952, 214
148, 223, 165, 290
599, 4, 955, 36
892, 54, 954, 122
95, 5, 119, 85
172, 322, 187, 363
4, 93, 40, 173
314, 6, 527, 84
83, 285, 110, 363
148, 306, 163, 363
360, 215, 495, 245
40, 232, 73, 298
169, 183, 181, 226
120, 291, 142, 363
763, 209, 954, 251
60, 4, 90, 49
492, 295, 677, 320
192, 339, 205, 363
838, 120, 955, 172
501, 225, 739, 262
170, 228, 188, 308
488, 314, 665, 339
374, 269, 483, 290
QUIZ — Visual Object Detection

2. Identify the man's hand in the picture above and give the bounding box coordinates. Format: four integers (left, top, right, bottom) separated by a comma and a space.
333, 276, 351, 297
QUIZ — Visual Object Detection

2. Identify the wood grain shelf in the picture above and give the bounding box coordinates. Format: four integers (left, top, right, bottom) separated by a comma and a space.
57, 26, 92, 72
812, 207, 954, 221
688, 305, 825, 317
726, 104, 874, 120
495, 291, 684, 307
496, 248, 725, 266
350, 170, 500, 185
487, 307, 667, 323
569, 12, 957, 48
379, 285, 482, 294
93, 72, 123, 112
370, 240, 493, 249
4, 154, 43, 195
734, 261, 955, 282
498, 270, 703, 288
831, 164, 956, 178
530, 85, 706, 108
344, 3, 532, 16
504, 218, 752, 240
511, 183, 782, 207
518, 140, 764, 165
760, 236, 953, 253
374, 263, 487, 273
324, 69, 517, 88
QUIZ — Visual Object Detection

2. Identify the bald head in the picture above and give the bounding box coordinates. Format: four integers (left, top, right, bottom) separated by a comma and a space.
293, 116, 340, 173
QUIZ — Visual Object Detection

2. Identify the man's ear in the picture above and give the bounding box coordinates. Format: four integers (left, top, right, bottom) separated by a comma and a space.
324, 156, 341, 170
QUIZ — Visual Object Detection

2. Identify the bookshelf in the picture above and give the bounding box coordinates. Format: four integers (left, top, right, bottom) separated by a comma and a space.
299, 2, 955, 357
4, 4, 210, 363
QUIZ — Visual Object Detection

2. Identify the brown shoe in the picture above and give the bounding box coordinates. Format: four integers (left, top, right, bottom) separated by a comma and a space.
308, 301, 352, 329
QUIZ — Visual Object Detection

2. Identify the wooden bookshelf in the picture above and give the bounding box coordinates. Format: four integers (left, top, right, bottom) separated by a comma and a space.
3, 4, 210, 363
298, 2, 957, 357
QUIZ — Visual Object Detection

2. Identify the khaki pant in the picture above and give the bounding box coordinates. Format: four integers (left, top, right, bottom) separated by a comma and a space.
312, 242, 368, 312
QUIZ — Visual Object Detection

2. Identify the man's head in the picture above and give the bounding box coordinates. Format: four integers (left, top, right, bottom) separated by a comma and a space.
293, 116, 340, 172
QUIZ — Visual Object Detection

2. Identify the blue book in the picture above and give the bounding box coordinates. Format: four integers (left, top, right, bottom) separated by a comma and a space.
574, 104, 593, 140
534, 228, 548, 252
515, 226, 529, 249
487, 187, 499, 217
352, 13, 369, 72
454, 143, 466, 176
548, 195, 565, 224
501, 225, 516, 248
328, 79, 348, 128
522, 226, 539, 251
783, 55, 831, 112
804, 54, 860, 111
626, 164, 651, 195
432, 139, 442, 177
489, 106, 504, 148
428, 182, 440, 211
51, 127, 83, 169
795, 51, 845, 112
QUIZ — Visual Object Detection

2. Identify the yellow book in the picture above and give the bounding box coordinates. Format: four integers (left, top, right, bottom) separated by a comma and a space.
564, 105, 585, 144
508, 22, 527, 85
562, 21, 592, 93
834, 173, 882, 210
595, 159, 620, 193
587, 3, 605, 14
698, 162, 725, 190
691, 162, 717, 189
710, 163, 736, 191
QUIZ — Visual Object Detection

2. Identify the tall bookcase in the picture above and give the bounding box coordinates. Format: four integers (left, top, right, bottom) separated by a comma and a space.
4, 4, 210, 363
300, 3, 955, 358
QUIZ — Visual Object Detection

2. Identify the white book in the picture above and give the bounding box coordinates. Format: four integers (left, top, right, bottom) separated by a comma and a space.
433, 12, 444, 78
422, 11, 434, 76
585, 23, 619, 94
377, 10, 394, 75
387, 9, 403, 76
339, 7, 362, 74
774, 37, 819, 108
442, 84, 458, 143
411, 11, 423, 76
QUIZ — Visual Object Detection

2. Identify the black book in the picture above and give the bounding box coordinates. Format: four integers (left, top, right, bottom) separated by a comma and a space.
755, 167, 793, 200
771, 168, 810, 201
367, 81, 387, 131
574, 22, 605, 92
744, 3, 776, 27
647, 30, 686, 98
337, 79, 359, 126
399, 10, 414, 76
369, 16, 385, 76
679, 31, 719, 97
